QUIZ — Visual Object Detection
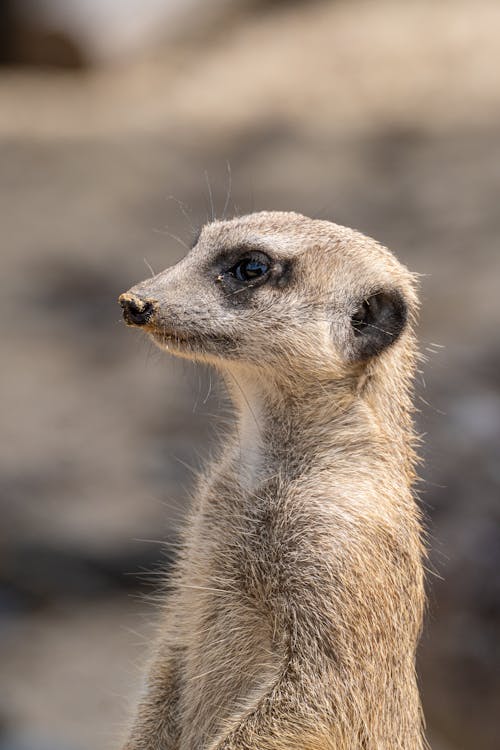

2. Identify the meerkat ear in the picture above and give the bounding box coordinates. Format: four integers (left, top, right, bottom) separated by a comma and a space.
349, 289, 408, 361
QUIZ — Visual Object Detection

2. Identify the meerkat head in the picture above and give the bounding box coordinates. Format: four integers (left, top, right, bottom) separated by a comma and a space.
119, 212, 417, 383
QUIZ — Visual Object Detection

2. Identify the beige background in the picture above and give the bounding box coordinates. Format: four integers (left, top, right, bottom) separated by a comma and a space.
1, 2, 499, 749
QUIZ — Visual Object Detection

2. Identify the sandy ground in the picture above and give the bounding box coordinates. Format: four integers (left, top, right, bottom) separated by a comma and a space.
1, 2, 499, 749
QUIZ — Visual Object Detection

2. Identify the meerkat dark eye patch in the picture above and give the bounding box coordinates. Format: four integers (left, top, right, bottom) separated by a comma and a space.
350, 289, 407, 360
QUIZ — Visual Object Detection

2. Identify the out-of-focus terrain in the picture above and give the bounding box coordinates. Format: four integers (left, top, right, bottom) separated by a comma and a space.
0, 2, 499, 749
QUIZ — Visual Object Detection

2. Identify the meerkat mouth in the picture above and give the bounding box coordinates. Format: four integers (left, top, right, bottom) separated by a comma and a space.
148, 326, 193, 351
148, 324, 239, 362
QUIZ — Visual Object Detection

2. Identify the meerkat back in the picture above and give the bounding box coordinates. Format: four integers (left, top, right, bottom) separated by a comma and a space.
119, 211, 426, 750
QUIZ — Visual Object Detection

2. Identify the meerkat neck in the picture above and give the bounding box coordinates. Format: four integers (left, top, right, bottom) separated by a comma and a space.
361, 334, 419, 474
224, 354, 417, 491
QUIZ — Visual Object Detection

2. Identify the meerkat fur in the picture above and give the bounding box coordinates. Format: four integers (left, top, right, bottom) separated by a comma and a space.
119, 211, 427, 750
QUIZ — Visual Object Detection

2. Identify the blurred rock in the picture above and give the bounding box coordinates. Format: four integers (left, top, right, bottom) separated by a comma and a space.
2, 0, 252, 67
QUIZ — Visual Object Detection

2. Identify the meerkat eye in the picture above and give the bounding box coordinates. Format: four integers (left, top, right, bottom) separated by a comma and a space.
229, 253, 271, 284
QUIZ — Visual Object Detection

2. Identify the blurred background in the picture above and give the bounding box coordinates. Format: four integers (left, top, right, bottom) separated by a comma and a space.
1, 1, 499, 749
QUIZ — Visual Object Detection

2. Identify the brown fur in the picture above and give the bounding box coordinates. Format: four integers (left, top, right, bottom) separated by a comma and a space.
119, 212, 426, 750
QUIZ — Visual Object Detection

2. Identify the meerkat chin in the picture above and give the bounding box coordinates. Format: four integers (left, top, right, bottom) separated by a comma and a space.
119, 211, 426, 750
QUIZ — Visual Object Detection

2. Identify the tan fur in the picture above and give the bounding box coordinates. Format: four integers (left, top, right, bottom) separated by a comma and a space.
119, 212, 427, 750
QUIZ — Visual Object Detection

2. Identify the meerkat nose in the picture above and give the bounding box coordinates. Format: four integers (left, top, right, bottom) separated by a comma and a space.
119, 293, 155, 327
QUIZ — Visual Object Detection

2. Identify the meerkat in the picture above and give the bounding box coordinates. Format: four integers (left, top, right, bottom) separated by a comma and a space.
118, 211, 426, 750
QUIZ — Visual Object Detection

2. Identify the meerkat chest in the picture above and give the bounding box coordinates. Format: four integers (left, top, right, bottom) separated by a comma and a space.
177, 493, 281, 747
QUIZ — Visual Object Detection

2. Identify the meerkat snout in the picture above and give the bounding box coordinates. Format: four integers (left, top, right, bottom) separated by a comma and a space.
119, 293, 156, 327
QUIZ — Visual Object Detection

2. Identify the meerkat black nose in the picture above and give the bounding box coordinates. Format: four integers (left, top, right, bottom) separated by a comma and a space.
119, 293, 155, 326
